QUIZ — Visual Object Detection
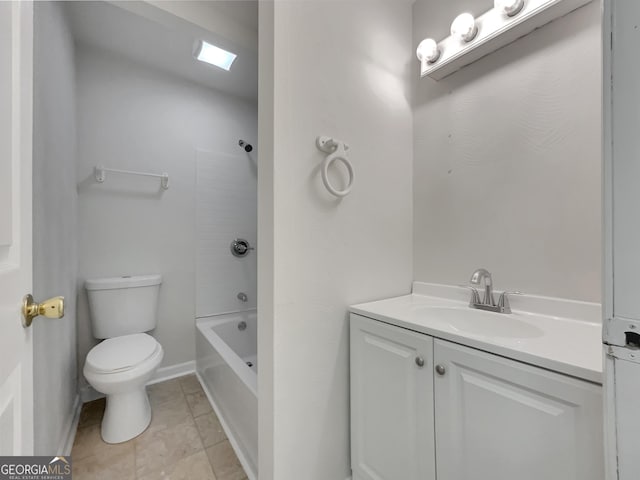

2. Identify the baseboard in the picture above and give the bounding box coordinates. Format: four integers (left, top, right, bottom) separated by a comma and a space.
196, 371, 257, 480
147, 360, 195, 385
79, 360, 196, 403
79, 384, 103, 403
57, 395, 82, 456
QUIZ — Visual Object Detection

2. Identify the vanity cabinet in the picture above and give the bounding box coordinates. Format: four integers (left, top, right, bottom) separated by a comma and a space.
350, 314, 604, 480
350, 314, 436, 480
434, 339, 603, 480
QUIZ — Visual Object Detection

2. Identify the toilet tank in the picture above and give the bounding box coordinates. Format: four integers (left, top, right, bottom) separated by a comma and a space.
85, 274, 162, 339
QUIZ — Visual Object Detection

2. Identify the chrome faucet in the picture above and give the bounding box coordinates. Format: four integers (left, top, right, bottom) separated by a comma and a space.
466, 268, 520, 314
470, 268, 494, 306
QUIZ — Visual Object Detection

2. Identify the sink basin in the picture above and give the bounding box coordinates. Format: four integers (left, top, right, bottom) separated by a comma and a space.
412, 306, 544, 339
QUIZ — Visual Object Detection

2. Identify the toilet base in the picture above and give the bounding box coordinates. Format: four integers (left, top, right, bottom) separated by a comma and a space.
101, 388, 152, 444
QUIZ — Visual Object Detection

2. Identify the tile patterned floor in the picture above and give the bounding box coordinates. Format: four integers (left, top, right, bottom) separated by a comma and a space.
71, 375, 248, 480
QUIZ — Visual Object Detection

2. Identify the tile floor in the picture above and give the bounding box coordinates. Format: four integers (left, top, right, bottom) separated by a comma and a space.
71, 374, 248, 480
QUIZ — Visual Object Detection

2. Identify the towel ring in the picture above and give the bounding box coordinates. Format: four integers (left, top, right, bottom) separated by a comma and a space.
316, 136, 354, 197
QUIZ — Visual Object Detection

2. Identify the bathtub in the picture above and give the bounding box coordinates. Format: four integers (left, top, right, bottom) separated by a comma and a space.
196, 311, 257, 480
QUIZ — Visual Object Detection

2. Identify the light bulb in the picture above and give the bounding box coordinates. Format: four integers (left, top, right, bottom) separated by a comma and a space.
451, 13, 478, 43
494, 0, 525, 16
416, 38, 441, 64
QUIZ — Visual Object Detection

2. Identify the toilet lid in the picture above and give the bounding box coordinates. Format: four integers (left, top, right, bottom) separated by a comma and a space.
86, 333, 160, 373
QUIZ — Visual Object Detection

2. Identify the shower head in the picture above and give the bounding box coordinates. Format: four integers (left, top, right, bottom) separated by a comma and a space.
239, 140, 253, 153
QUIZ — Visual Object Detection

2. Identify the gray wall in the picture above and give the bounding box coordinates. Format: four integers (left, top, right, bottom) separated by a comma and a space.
412, 0, 602, 302
258, 2, 414, 478
33, 2, 79, 455
75, 46, 258, 395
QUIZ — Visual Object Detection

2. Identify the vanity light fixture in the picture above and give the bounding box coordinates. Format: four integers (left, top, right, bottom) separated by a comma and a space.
416, 38, 441, 64
195, 40, 237, 71
418, 0, 591, 81
450, 13, 478, 43
495, 0, 525, 17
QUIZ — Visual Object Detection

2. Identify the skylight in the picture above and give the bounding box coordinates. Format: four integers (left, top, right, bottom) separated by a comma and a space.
195, 41, 237, 71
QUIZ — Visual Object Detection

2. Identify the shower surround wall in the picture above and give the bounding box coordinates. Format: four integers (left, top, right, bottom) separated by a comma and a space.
75, 45, 257, 396
196, 149, 257, 318
413, 0, 602, 302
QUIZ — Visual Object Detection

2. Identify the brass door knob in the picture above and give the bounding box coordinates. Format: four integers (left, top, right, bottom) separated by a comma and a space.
22, 294, 65, 328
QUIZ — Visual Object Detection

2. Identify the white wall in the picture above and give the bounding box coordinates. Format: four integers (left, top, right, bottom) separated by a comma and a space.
32, 2, 79, 454
413, 1, 602, 302
258, 2, 414, 478
257, 3, 275, 476
196, 150, 257, 317
75, 45, 257, 393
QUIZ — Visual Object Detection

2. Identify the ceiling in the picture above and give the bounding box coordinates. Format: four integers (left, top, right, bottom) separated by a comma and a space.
63, 1, 258, 101
207, 1, 259, 32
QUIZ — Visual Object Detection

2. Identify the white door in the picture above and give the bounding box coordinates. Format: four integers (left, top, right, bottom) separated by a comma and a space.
350, 314, 435, 480
0, 1, 34, 456
603, 1, 640, 478
603, 0, 640, 480
433, 339, 603, 480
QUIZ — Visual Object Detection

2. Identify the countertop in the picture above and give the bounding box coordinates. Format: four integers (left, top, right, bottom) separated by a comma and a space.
350, 282, 603, 384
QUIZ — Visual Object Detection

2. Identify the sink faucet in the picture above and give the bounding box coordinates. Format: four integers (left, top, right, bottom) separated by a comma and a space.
470, 268, 494, 306
466, 268, 519, 314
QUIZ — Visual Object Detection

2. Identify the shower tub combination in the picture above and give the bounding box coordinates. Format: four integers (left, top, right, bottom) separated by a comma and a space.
196, 310, 257, 480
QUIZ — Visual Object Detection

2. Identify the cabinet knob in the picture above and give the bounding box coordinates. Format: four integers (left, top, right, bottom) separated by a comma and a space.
435, 364, 446, 376
415, 356, 425, 368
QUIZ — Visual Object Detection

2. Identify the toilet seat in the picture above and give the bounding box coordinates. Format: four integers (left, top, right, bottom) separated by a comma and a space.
86, 333, 160, 374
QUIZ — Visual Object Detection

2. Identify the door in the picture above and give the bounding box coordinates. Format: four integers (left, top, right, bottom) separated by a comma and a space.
607, 354, 640, 480
433, 339, 603, 480
350, 314, 435, 480
0, 1, 34, 455
603, 0, 640, 477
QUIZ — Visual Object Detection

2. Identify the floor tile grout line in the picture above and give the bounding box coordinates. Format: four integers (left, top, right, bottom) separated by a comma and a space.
73, 377, 244, 480
178, 374, 202, 396
194, 415, 229, 450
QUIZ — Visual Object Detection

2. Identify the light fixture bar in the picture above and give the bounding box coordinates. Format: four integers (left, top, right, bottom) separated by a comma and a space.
419, 0, 592, 81
195, 40, 237, 71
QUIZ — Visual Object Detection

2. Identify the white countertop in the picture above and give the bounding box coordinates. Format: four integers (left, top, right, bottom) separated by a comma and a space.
350, 282, 603, 384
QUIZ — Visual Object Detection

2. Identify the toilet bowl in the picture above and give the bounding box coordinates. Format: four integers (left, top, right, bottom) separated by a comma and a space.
83, 274, 163, 444
84, 333, 164, 443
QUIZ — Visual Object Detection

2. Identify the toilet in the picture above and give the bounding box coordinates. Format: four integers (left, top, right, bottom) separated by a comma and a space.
83, 274, 164, 444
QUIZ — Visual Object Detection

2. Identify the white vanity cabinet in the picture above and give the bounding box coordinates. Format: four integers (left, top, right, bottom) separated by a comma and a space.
350, 313, 604, 480
350, 314, 436, 480
434, 339, 603, 480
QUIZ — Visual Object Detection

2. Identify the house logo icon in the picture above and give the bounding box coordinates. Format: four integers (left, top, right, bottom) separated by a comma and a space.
46, 456, 72, 477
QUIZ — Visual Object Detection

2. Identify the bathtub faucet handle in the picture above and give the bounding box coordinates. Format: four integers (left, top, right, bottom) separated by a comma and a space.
231, 238, 254, 258
237, 292, 248, 302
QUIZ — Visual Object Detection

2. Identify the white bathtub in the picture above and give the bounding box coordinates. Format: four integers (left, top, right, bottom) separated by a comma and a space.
196, 311, 257, 480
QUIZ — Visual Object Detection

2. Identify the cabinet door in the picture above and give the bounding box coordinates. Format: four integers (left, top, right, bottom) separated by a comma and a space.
434, 339, 603, 480
350, 314, 435, 480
